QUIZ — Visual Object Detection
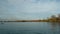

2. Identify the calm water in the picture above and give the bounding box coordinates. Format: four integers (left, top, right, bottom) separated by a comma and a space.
0, 22, 60, 34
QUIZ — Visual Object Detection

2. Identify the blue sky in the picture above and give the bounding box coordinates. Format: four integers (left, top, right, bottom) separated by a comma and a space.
0, 0, 60, 20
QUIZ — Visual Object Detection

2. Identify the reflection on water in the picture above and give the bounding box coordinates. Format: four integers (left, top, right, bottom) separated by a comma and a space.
49, 22, 60, 34
0, 22, 60, 34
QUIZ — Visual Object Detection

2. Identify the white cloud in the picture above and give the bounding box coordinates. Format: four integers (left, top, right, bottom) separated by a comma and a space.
0, 0, 60, 20
7, 0, 58, 13
20, 1, 57, 14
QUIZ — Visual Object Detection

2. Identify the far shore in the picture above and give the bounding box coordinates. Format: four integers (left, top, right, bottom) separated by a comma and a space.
0, 20, 60, 22
0, 20, 48, 22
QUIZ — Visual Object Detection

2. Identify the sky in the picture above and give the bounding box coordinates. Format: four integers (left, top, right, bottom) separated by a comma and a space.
0, 0, 60, 20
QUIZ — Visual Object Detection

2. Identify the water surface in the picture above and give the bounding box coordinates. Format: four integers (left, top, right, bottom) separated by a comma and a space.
0, 22, 60, 34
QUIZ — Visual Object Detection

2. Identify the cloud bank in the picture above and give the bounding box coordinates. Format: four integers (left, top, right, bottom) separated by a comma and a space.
0, 0, 60, 20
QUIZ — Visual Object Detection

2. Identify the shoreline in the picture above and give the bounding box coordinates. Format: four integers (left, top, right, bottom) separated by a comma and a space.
0, 20, 60, 22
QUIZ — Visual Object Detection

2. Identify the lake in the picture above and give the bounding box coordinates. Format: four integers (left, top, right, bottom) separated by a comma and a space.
0, 22, 60, 34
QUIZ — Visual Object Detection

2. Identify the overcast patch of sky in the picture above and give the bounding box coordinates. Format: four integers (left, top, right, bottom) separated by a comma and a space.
0, 0, 60, 20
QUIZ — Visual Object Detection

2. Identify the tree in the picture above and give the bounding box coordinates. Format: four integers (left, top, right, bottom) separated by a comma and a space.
58, 14, 60, 18
51, 15, 56, 18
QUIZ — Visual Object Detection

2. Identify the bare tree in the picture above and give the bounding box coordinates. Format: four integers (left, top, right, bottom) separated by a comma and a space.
51, 15, 56, 18
58, 14, 60, 18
